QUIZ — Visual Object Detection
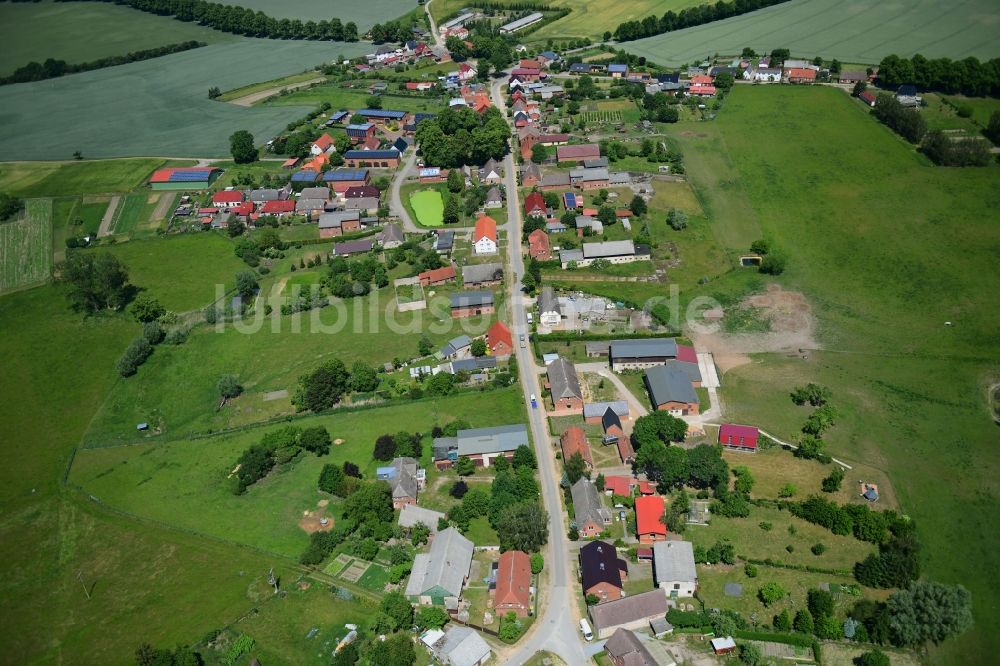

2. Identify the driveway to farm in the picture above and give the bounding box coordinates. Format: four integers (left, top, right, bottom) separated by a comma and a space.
227, 76, 327, 107
424, 0, 444, 48
97, 195, 120, 237
389, 147, 420, 232
491, 73, 588, 666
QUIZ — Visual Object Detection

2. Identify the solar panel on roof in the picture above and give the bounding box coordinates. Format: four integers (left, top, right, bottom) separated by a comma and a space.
169, 170, 213, 182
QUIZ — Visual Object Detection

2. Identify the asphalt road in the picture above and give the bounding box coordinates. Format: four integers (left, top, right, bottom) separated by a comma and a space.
388, 147, 421, 232
490, 73, 589, 666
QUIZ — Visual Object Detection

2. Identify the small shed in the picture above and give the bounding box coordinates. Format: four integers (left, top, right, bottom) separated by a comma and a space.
711, 636, 737, 655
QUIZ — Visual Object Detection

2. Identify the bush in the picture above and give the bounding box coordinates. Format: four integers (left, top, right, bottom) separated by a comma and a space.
116, 337, 153, 377
744, 563, 758, 578
141, 320, 165, 345
759, 254, 786, 275
217, 374, 243, 399
129, 294, 165, 322
811, 543, 826, 555
758, 582, 787, 606
163, 328, 188, 345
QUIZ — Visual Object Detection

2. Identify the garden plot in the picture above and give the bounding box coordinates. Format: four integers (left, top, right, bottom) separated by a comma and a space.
0, 198, 52, 292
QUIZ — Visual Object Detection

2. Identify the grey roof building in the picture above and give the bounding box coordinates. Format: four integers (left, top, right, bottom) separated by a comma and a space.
645, 364, 699, 407
610, 339, 678, 364
584, 240, 635, 258
462, 262, 503, 286
296, 198, 327, 213
332, 238, 374, 256
547, 357, 582, 403
319, 210, 360, 230
604, 628, 673, 666
485, 186, 503, 207
652, 540, 697, 589
344, 196, 380, 212
438, 625, 492, 666
398, 504, 446, 533
583, 401, 630, 420
665, 358, 702, 385
376, 457, 422, 504
439, 335, 472, 359
540, 171, 571, 188
434, 230, 455, 253
450, 357, 497, 373
538, 286, 561, 318
572, 478, 612, 529
377, 222, 404, 248
450, 291, 494, 309
455, 424, 528, 456
569, 166, 610, 183
299, 186, 331, 200
583, 157, 609, 169
588, 589, 670, 639
405, 527, 474, 601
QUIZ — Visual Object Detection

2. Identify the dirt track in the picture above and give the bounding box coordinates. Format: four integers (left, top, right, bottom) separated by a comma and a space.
228, 76, 326, 107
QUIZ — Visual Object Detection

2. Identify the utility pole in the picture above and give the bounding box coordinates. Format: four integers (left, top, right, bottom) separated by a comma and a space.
76, 570, 91, 600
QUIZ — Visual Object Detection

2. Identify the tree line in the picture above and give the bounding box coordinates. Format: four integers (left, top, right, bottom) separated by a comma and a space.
613, 0, 793, 42
1, 41, 205, 85
876, 53, 1000, 98
55, 0, 359, 41
869, 94, 993, 166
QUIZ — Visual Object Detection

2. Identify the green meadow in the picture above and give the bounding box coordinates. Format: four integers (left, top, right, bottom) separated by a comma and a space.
0, 159, 165, 198
410, 189, 444, 226
71, 387, 526, 556
621, 0, 1000, 66
687, 85, 1000, 664
0, 198, 52, 292
0, 0, 234, 76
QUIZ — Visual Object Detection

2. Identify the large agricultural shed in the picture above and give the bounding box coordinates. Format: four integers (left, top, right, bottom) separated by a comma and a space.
620, 0, 1000, 66
0, 39, 369, 161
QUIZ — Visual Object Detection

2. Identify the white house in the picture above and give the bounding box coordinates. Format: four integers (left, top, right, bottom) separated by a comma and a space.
652, 540, 697, 598
473, 215, 498, 255
458, 62, 477, 81
538, 286, 561, 327
743, 67, 782, 82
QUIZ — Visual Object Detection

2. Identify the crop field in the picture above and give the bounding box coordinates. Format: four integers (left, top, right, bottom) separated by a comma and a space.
104, 233, 246, 312
268, 84, 446, 114
0, 159, 164, 198
410, 189, 444, 226
221, 0, 414, 28
0, 0, 234, 76
0, 199, 52, 292
69, 388, 526, 556
684, 85, 1000, 664
621, 0, 1000, 66
582, 110, 623, 123
0, 39, 369, 160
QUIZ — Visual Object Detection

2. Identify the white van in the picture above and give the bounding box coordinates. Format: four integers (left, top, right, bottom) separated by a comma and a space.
580, 618, 594, 641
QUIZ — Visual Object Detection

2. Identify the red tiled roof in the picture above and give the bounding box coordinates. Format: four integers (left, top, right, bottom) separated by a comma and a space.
488, 319, 513, 351
474, 215, 497, 242
494, 550, 531, 609
616, 437, 634, 463
560, 427, 592, 467
689, 84, 717, 95
234, 201, 254, 216
512, 68, 541, 77
635, 495, 666, 537
198, 207, 219, 214
527, 228, 550, 257
538, 133, 569, 144
859, 91, 877, 104
524, 191, 546, 215
212, 190, 244, 204
556, 144, 600, 161
582, 207, 598, 216
313, 133, 334, 150
520, 59, 541, 69
281, 157, 300, 168
676, 344, 697, 364
303, 154, 330, 171
615, 209, 632, 218
418, 265, 457, 283
603, 475, 634, 496
690, 74, 713, 85
786, 68, 817, 80
261, 200, 295, 214
719, 424, 759, 449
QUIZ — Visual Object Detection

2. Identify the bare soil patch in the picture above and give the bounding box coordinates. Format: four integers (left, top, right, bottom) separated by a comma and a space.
299, 506, 334, 534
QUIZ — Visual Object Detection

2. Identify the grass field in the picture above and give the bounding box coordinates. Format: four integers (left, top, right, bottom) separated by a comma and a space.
217, 70, 328, 102
110, 192, 155, 235
0, 199, 53, 292
688, 85, 1000, 664
0, 39, 370, 160
0, 159, 165, 198
70, 388, 526, 556
104, 233, 246, 312
621, 0, 1000, 66
410, 190, 444, 226
267, 84, 445, 114
0, 0, 234, 76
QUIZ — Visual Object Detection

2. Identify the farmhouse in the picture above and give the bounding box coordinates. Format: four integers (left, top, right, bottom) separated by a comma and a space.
260, 200, 295, 216
652, 540, 697, 598
432, 424, 529, 468
492, 550, 532, 617
838, 71, 868, 84
487, 320, 513, 359
688, 84, 717, 96
537, 133, 569, 146
249, 187, 288, 203
473, 215, 498, 255
604, 628, 673, 666
608, 339, 678, 372
332, 239, 374, 256
434, 626, 492, 666
520, 162, 542, 187
311, 133, 334, 155
405, 527, 474, 604
603, 476, 654, 497
434, 230, 455, 254
211, 190, 245, 209
344, 185, 379, 200
418, 265, 457, 286
635, 495, 667, 545
376, 457, 425, 508
645, 364, 699, 415
569, 166, 610, 190
319, 210, 361, 238
398, 504, 446, 534
527, 228, 551, 259
450, 291, 494, 318
785, 68, 817, 83
539, 172, 571, 191
376, 223, 404, 249
558, 240, 650, 269
523, 191, 547, 217
572, 479, 612, 538
546, 357, 583, 411
588, 590, 669, 639
149, 167, 220, 190
744, 67, 782, 82
324, 168, 370, 194
484, 186, 503, 209
557, 144, 601, 164
583, 400, 630, 424
343, 149, 401, 168
579, 540, 626, 601
560, 426, 592, 469
295, 198, 326, 219
608, 63, 629, 78
439, 335, 472, 361
538, 286, 561, 326
479, 158, 503, 184
462, 262, 503, 288
718, 424, 759, 452
346, 123, 376, 144
344, 197, 380, 214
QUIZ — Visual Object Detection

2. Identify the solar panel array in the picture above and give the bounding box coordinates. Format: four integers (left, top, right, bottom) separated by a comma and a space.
169, 170, 213, 182
564, 192, 577, 208
324, 169, 368, 181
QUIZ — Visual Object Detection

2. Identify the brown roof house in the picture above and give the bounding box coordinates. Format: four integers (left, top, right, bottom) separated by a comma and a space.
492, 550, 532, 617
572, 478, 612, 538
604, 627, 676, 666
560, 426, 593, 469
588, 589, 669, 639
546, 357, 583, 411
579, 540, 627, 603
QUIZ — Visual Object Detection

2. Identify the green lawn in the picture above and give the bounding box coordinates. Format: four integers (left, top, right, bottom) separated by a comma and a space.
110, 192, 156, 235
70, 388, 526, 557
0, 198, 53, 292
357, 563, 391, 593
0, 0, 235, 77
268, 84, 446, 115
689, 85, 1000, 664
77, 199, 111, 236
103, 233, 246, 312
942, 95, 1000, 128
410, 189, 444, 227
621, 0, 1000, 66
0, 159, 166, 198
